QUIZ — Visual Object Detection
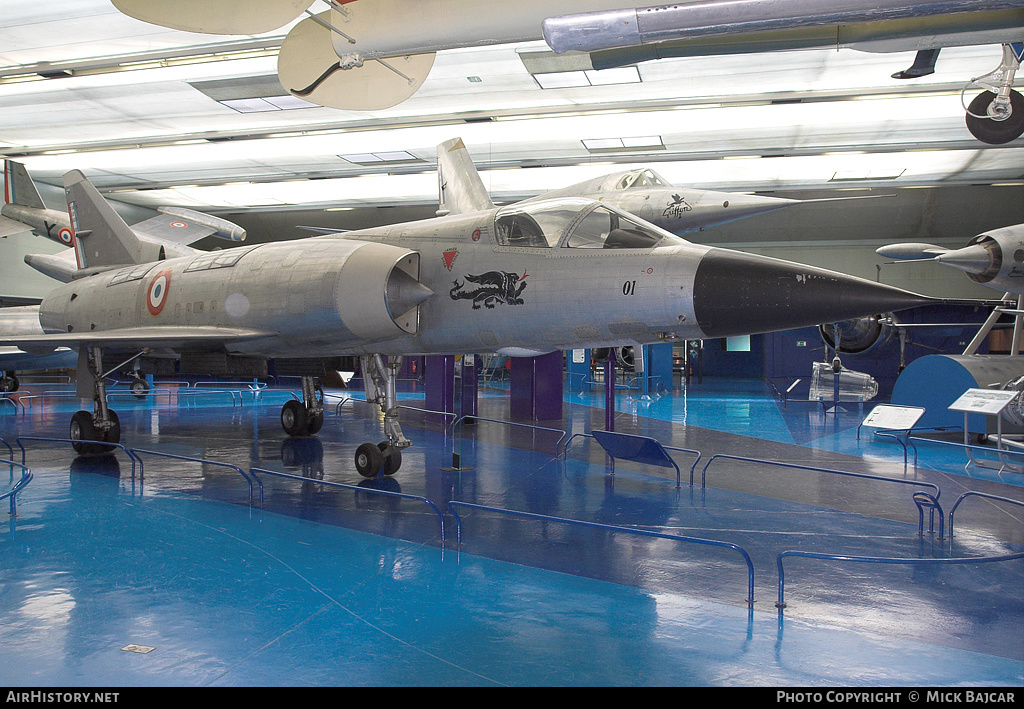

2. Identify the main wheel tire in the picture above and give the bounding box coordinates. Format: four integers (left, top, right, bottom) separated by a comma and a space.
306, 409, 324, 435
281, 399, 309, 437
377, 441, 402, 476
102, 410, 121, 447
355, 442, 383, 478
966, 89, 1024, 145
70, 410, 116, 456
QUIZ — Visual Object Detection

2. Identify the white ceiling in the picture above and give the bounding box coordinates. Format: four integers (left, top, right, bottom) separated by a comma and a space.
1, 0, 1022, 215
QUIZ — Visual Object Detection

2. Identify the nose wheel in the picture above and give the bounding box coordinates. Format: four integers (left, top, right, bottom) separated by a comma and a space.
354, 441, 402, 478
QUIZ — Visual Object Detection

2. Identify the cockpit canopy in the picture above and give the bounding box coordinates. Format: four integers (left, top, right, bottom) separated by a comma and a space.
494, 198, 681, 250
613, 168, 671, 191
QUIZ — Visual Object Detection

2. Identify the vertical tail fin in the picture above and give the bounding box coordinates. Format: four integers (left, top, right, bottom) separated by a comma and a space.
63, 170, 163, 269
436, 138, 494, 216
4, 160, 46, 209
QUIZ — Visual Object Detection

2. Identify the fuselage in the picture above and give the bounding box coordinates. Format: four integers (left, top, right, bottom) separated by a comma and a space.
35, 197, 932, 360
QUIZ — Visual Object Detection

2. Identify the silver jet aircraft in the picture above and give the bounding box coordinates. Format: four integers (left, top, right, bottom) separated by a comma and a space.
1, 160, 246, 281
3, 139, 934, 477
438, 137, 885, 237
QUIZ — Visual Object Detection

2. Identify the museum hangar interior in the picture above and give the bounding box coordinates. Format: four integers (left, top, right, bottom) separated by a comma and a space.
0, 1, 1022, 687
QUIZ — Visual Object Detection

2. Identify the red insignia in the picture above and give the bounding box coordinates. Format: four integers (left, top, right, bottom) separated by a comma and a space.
442, 249, 458, 271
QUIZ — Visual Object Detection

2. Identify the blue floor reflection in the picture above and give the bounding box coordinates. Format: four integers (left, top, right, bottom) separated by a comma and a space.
1, 378, 1021, 686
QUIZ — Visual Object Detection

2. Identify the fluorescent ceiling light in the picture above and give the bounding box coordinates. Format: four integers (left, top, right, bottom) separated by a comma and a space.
339, 150, 421, 165
533, 65, 641, 90
582, 136, 664, 153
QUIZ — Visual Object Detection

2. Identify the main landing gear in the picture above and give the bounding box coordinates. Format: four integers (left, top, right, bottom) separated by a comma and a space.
0, 371, 18, 393
353, 354, 408, 478
280, 375, 325, 437
964, 43, 1024, 145
69, 347, 122, 456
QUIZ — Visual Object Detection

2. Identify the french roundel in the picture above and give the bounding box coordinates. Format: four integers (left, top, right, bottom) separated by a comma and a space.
146, 269, 172, 317
57, 227, 74, 245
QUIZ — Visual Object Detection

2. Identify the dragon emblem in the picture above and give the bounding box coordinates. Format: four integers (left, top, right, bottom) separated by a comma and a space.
662, 193, 693, 219
450, 271, 527, 309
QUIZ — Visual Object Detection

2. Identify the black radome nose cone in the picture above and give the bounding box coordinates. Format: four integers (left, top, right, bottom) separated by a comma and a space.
692, 248, 933, 338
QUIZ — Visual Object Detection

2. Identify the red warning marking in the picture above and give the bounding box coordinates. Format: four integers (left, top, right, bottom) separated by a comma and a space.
471, 229, 481, 242
442, 249, 458, 271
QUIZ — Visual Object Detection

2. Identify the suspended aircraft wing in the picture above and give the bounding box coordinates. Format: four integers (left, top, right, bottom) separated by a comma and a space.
130, 207, 247, 246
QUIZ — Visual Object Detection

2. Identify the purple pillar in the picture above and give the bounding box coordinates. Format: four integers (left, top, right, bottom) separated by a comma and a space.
510, 351, 563, 421
425, 355, 455, 424
604, 349, 616, 431
458, 354, 478, 418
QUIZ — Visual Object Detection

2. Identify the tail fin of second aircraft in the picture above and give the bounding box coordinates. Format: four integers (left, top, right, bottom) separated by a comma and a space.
4, 160, 46, 209
436, 138, 495, 217
63, 170, 165, 270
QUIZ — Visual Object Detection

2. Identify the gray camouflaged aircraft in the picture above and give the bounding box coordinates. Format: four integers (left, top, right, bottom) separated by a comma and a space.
1, 138, 935, 477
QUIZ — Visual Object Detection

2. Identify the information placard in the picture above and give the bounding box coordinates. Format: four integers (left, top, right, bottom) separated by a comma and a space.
860, 405, 925, 431
948, 388, 1020, 415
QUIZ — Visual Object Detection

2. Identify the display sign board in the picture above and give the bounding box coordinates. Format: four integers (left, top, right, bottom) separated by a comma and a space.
860, 405, 925, 431
948, 388, 1020, 415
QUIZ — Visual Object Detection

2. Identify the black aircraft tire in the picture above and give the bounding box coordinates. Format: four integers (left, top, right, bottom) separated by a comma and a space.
103, 410, 121, 447
378, 441, 402, 476
307, 409, 324, 435
70, 410, 117, 456
281, 400, 309, 437
966, 90, 1024, 145
355, 442, 383, 478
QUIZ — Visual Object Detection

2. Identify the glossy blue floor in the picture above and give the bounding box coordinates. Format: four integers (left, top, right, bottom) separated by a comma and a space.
1, 375, 1022, 687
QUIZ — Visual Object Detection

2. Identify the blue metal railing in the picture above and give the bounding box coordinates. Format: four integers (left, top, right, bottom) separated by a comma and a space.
450, 415, 567, 456
447, 500, 756, 606
909, 433, 1024, 475
130, 448, 261, 503
250, 467, 445, 543
949, 491, 1024, 539
776, 548, 1024, 610
16, 437, 143, 480
1, 457, 32, 517
700, 453, 945, 535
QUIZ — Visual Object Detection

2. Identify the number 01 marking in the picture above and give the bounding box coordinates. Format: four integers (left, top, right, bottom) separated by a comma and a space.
622, 280, 636, 296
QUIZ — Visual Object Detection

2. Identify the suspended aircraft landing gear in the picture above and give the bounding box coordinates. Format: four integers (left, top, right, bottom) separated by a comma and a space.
70, 347, 121, 456
0, 371, 18, 392
280, 376, 324, 437
964, 43, 1024, 145
354, 354, 408, 478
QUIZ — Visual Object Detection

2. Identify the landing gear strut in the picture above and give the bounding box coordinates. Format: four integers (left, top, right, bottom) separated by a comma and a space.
354, 354, 408, 477
70, 346, 121, 456
964, 43, 1024, 145
280, 376, 324, 437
